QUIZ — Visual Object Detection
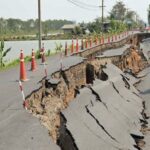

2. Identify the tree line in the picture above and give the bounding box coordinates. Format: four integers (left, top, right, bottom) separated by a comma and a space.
0, 0, 147, 40
0, 18, 74, 36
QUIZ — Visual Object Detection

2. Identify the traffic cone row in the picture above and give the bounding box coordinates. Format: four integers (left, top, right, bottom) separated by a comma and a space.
20, 32, 130, 81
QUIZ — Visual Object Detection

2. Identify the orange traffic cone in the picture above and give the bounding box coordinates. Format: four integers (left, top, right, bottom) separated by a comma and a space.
20, 50, 28, 82
85, 39, 88, 49
40, 43, 46, 64
71, 39, 74, 54
76, 38, 79, 53
89, 39, 92, 47
65, 42, 68, 56
31, 49, 37, 71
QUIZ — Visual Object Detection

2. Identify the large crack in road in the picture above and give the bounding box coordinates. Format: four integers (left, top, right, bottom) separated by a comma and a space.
24, 39, 150, 150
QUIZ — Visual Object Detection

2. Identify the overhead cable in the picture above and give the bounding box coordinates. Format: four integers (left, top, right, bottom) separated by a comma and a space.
66, 0, 99, 11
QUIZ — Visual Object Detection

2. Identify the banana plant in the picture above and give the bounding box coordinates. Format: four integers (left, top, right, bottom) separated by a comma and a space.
0, 40, 11, 68
55, 42, 62, 53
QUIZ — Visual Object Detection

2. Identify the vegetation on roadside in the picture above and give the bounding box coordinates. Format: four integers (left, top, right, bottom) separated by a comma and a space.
0, 40, 11, 68
0, 41, 65, 71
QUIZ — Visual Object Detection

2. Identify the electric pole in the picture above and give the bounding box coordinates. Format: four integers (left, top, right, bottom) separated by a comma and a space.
102, 0, 104, 25
148, 4, 150, 26
100, 0, 105, 32
38, 0, 42, 51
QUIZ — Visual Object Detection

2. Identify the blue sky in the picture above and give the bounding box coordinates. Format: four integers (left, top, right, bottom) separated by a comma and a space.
0, 0, 149, 23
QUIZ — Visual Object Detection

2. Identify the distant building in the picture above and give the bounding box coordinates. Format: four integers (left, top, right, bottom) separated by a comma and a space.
103, 20, 111, 32
61, 24, 79, 34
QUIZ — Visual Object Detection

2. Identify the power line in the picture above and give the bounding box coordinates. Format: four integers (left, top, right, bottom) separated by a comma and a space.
66, 0, 99, 11
73, 0, 99, 8
67, 0, 98, 10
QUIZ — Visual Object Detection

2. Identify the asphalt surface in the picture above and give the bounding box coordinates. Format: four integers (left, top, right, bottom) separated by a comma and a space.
136, 67, 150, 150
62, 64, 143, 150
0, 54, 84, 150
134, 39, 150, 150
96, 44, 130, 58
0, 32, 141, 150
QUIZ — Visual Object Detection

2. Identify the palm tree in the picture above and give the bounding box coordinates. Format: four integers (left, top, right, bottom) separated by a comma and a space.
0, 40, 11, 68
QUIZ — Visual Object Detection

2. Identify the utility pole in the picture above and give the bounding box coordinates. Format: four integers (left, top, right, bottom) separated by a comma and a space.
38, 0, 42, 51
101, 0, 104, 25
100, 0, 105, 32
148, 4, 150, 26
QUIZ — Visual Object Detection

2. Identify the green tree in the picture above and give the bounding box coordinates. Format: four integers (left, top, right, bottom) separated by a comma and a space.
110, 1, 126, 21
125, 10, 136, 21
87, 18, 102, 33
0, 41, 11, 68
73, 26, 82, 35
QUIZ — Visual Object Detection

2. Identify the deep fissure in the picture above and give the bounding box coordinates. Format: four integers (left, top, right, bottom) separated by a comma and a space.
57, 113, 79, 150
89, 86, 108, 109
85, 105, 118, 142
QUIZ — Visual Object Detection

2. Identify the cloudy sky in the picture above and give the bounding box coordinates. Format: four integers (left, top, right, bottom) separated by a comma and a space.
0, 0, 149, 23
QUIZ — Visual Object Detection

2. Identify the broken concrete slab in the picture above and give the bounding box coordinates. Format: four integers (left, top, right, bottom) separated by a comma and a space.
140, 40, 150, 61
96, 44, 130, 58
62, 88, 123, 150
61, 64, 143, 150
